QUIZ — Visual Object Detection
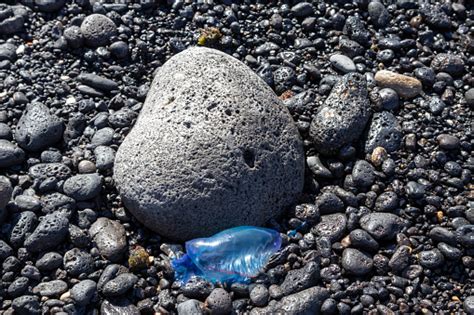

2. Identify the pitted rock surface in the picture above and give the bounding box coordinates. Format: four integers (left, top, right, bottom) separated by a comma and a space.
114, 47, 304, 241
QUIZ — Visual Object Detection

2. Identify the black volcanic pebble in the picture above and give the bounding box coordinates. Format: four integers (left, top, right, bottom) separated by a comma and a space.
24, 212, 68, 252
309, 73, 370, 155
342, 248, 373, 276
359, 213, 404, 241
15, 103, 63, 152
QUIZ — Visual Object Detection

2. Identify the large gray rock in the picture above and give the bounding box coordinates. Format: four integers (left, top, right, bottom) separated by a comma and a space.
309, 73, 370, 155
114, 47, 304, 241
15, 103, 63, 152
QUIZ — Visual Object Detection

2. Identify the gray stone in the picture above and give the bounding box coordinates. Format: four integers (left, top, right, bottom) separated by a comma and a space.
309, 73, 370, 155
0, 122, 12, 139
71, 279, 97, 306
252, 286, 329, 315
205, 288, 232, 315
63, 174, 101, 201
91, 127, 114, 146
108, 108, 136, 128
360, 213, 404, 241
63, 248, 94, 276
34, 0, 65, 12
329, 54, 356, 73
15, 103, 63, 151
342, 248, 373, 276
36, 252, 63, 271
0, 239, 13, 261
338, 37, 364, 58
312, 213, 347, 242
94, 145, 115, 170
465, 88, 474, 107
463, 295, 474, 314
8, 276, 29, 297
349, 229, 379, 252
80, 14, 117, 47
352, 160, 375, 188
291, 2, 314, 17
420, 4, 451, 30
424, 96, 446, 115
102, 273, 138, 297
0, 139, 25, 167
101, 298, 139, 315
9, 211, 37, 248
29, 162, 71, 180
280, 261, 320, 295
0, 43, 16, 61
0, 5, 27, 35
40, 193, 75, 214
24, 212, 68, 252
177, 299, 204, 315
182, 277, 214, 300
250, 284, 269, 307
15, 195, 41, 211
12, 295, 41, 315
77, 73, 118, 92
343, 16, 371, 46
368, 2, 389, 28
363, 111, 402, 154
0, 175, 12, 209
114, 47, 304, 241
419, 248, 445, 269
64, 26, 83, 48
33, 280, 68, 297
374, 70, 422, 99
89, 217, 126, 262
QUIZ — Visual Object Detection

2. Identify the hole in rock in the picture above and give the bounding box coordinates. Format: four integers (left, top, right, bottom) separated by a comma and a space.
242, 149, 256, 169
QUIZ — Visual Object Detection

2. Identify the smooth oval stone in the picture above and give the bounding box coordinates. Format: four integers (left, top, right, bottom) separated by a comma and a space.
114, 47, 304, 241
374, 70, 422, 99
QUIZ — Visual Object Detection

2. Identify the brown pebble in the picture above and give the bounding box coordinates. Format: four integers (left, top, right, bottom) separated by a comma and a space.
375, 70, 422, 99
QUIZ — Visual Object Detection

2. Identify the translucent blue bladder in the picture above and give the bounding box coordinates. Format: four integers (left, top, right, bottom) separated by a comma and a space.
172, 226, 282, 284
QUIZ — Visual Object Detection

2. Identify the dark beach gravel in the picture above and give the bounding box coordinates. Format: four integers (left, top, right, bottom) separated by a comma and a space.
0, 1, 472, 314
